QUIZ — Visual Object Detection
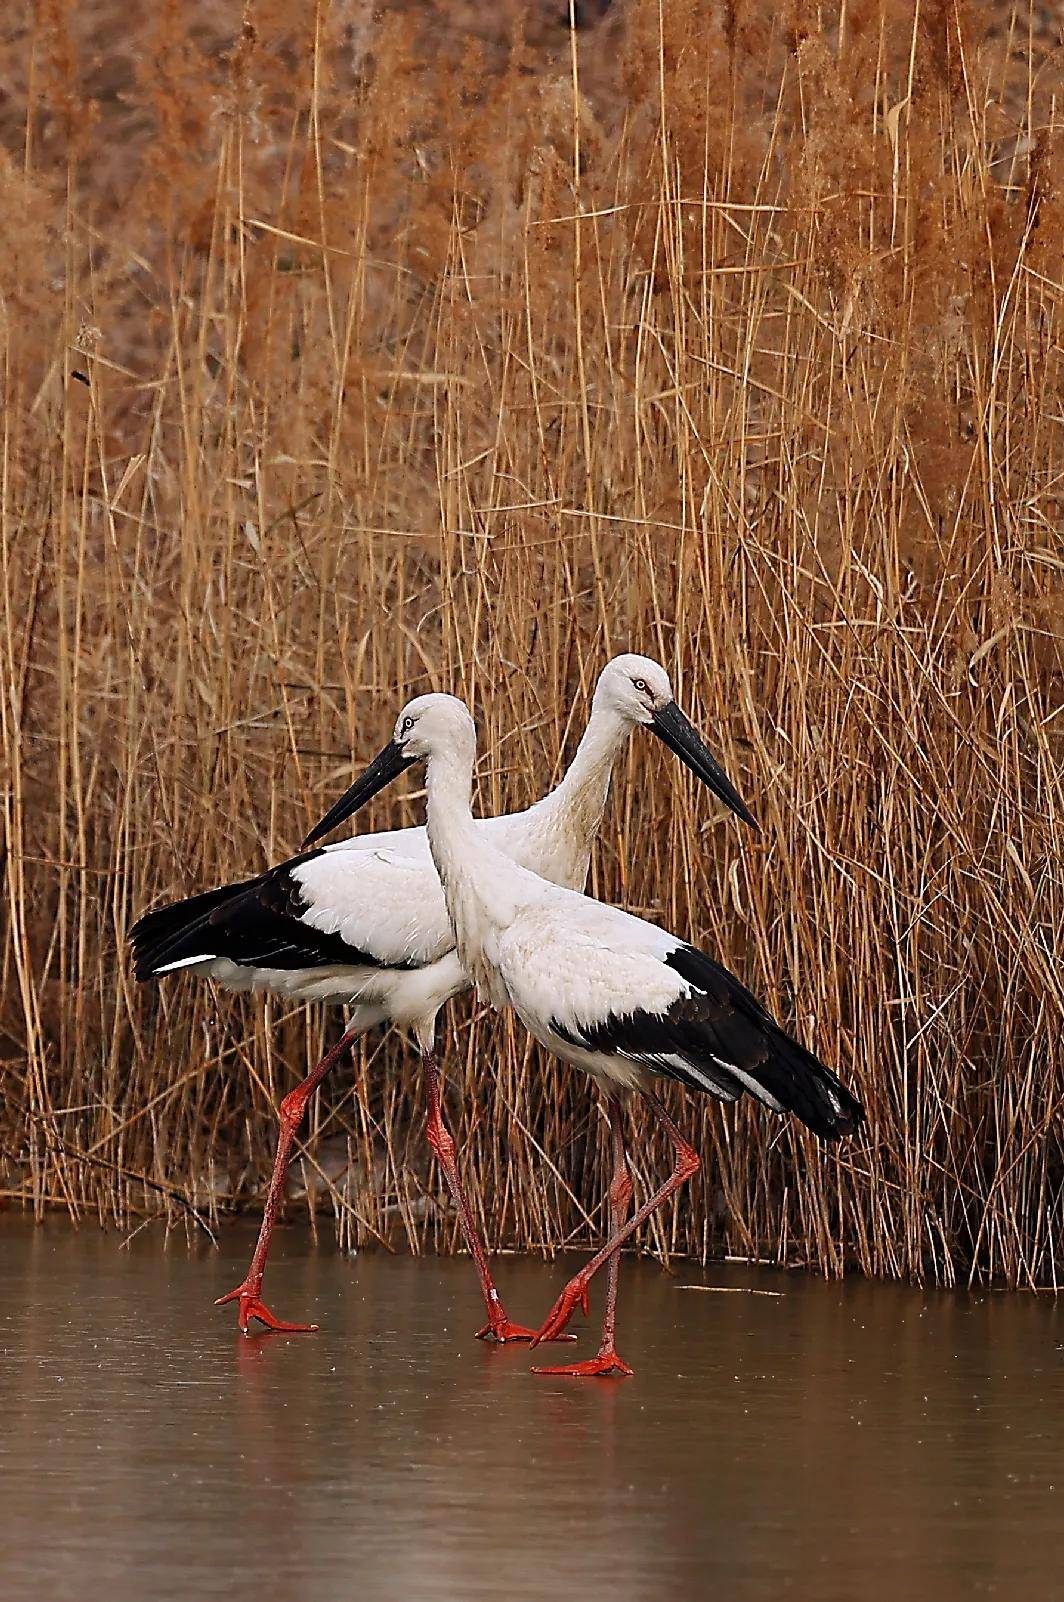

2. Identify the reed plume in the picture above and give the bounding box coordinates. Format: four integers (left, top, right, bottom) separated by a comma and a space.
0, 0, 1060, 1286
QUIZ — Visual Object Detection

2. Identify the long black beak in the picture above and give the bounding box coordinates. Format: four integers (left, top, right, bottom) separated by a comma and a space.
650, 702, 757, 829
302, 740, 416, 848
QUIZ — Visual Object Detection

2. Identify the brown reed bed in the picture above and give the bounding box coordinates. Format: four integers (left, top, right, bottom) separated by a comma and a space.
0, 0, 1061, 1286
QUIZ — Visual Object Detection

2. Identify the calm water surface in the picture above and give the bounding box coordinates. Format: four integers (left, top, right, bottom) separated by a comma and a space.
0, 1220, 1060, 1602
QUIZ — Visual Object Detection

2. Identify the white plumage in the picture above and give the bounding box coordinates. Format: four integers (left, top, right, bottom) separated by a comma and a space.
335, 692, 863, 1374
131, 654, 753, 1337
134, 655, 750, 1044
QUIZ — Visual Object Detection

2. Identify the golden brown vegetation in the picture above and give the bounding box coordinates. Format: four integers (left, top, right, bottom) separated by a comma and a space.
1, 0, 1061, 1286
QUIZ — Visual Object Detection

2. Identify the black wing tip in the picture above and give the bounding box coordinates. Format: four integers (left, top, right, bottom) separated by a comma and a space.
129, 926, 190, 983
815, 1068, 866, 1141
130, 857, 403, 980
662, 943, 864, 1141
816, 1099, 864, 1142
126, 881, 243, 982
840, 1095, 866, 1135
128, 905, 172, 945
787, 1066, 865, 1142
126, 860, 319, 983
130, 944, 177, 983
128, 909, 173, 981
763, 1036, 865, 1142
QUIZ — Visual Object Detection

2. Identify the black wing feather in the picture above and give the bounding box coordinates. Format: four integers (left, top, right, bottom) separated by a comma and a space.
551, 1009, 748, 1101
665, 946, 863, 1137
129, 877, 261, 950
553, 943, 863, 1142
130, 849, 406, 980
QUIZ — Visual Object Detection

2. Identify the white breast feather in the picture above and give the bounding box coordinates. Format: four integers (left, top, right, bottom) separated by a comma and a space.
496, 890, 687, 1040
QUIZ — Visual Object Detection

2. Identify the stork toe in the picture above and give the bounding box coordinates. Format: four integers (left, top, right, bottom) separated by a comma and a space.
215, 1283, 318, 1335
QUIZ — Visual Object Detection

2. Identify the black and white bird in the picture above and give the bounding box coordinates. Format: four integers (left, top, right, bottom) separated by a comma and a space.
317, 692, 864, 1377
131, 655, 754, 1336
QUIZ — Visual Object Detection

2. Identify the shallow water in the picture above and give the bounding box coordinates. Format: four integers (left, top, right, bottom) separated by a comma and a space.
0, 1220, 1060, 1602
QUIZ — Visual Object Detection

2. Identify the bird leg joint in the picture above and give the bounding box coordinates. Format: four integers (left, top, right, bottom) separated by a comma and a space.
278, 1088, 310, 1130
425, 1113, 456, 1167
674, 1143, 700, 1182
608, 1165, 634, 1213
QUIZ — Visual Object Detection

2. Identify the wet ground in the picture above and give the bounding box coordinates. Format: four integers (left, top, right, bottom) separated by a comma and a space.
0, 1220, 1060, 1602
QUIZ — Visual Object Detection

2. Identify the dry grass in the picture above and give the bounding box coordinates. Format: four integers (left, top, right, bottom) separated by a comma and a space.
1, 0, 1061, 1286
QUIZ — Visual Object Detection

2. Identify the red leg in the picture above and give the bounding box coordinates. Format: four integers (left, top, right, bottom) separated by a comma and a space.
531, 1089, 699, 1348
216, 1029, 354, 1333
421, 1051, 574, 1345
534, 1095, 635, 1378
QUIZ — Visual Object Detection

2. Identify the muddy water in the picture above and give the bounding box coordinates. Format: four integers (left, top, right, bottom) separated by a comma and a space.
0, 1221, 1060, 1602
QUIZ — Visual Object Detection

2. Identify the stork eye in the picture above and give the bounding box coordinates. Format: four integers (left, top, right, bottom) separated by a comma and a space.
400, 716, 414, 736
632, 678, 648, 693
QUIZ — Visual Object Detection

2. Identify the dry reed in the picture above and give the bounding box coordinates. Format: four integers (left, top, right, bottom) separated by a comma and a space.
0, 0, 1061, 1286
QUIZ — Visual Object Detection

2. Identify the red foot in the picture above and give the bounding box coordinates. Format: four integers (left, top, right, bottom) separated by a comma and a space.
532, 1351, 634, 1378
529, 1275, 591, 1346
476, 1316, 578, 1344
215, 1283, 318, 1335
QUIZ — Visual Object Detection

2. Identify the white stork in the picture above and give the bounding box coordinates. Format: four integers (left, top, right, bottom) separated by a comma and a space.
131, 655, 754, 1337
322, 693, 864, 1377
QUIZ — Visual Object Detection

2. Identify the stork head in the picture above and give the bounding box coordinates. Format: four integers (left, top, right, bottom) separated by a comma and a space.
595, 653, 757, 828
302, 694, 474, 847
389, 692, 476, 762
594, 653, 676, 724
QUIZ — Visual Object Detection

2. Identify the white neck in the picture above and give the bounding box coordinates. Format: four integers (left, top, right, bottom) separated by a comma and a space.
526, 700, 631, 884
424, 744, 522, 1001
